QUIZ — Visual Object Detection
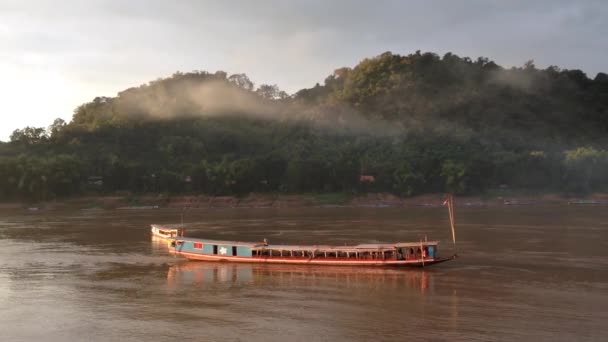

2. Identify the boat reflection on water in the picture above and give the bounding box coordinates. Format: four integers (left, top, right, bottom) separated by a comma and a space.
151, 235, 169, 245
166, 262, 434, 293
150, 235, 173, 256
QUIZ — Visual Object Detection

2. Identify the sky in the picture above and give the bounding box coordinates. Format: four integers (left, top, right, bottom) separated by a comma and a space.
1, 0, 607, 141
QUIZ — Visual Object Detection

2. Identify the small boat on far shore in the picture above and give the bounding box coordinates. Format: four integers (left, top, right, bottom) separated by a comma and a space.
151, 224, 181, 240
567, 199, 607, 205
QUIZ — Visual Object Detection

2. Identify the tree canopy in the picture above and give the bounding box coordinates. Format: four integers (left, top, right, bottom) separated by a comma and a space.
2, 51, 608, 201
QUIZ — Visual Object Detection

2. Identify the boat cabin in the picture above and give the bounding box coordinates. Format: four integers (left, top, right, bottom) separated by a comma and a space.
151, 225, 180, 239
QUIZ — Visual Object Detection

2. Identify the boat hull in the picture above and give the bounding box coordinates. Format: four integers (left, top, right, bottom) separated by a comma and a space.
168, 249, 455, 267
152, 232, 171, 240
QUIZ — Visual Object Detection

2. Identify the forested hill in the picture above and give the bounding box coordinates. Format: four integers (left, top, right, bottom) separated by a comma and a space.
2, 50, 608, 201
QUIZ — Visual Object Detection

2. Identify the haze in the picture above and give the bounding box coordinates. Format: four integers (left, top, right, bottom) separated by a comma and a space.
1, 0, 607, 141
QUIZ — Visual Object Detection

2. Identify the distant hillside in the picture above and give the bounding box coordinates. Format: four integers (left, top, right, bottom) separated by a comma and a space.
2, 51, 608, 201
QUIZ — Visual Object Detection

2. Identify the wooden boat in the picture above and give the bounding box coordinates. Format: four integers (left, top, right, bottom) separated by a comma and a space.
167, 238, 454, 267
163, 195, 458, 267
150, 224, 180, 240
567, 199, 606, 205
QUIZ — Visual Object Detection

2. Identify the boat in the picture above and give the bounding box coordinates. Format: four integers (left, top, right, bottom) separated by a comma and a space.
166, 238, 453, 267
161, 195, 459, 268
567, 199, 606, 205
150, 224, 181, 240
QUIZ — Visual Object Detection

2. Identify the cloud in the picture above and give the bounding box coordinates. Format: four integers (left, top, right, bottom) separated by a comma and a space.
1, 0, 607, 140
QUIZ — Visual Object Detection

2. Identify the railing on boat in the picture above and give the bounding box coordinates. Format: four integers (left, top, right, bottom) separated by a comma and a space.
250, 246, 435, 261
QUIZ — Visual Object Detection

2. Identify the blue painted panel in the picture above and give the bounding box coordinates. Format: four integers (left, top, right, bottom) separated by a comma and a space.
177, 241, 210, 255
237, 246, 252, 258
217, 244, 233, 256
428, 246, 436, 258
202, 244, 214, 255
180, 241, 198, 254
177, 241, 252, 257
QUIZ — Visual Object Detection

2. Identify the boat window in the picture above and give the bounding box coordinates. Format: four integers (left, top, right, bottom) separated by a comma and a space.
271, 250, 281, 257
397, 248, 404, 260
213, 245, 218, 254
232, 246, 237, 256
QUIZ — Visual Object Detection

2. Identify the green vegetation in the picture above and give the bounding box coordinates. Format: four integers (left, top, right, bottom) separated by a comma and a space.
307, 193, 354, 206
1, 51, 608, 201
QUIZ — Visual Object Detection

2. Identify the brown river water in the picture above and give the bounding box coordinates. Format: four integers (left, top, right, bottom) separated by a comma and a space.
0, 206, 607, 341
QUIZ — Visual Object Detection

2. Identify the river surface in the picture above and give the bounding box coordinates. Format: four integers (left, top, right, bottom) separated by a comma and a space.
0, 206, 607, 341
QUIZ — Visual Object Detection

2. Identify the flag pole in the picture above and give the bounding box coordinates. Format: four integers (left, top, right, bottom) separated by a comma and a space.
446, 194, 457, 254
443, 194, 456, 253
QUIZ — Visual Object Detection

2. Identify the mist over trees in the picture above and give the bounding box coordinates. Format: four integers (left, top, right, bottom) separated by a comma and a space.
2, 50, 608, 201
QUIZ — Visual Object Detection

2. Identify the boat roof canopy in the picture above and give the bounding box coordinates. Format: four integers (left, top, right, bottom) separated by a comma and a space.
264, 242, 440, 251
174, 236, 439, 250
176, 237, 261, 247
151, 224, 179, 230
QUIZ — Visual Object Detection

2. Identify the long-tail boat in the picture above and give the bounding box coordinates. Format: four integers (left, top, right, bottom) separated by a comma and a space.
159, 195, 458, 267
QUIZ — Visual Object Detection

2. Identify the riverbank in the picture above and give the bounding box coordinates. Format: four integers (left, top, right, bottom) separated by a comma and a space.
2, 192, 608, 210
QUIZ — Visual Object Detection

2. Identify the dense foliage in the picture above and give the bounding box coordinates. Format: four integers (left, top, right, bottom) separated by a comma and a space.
2, 51, 608, 201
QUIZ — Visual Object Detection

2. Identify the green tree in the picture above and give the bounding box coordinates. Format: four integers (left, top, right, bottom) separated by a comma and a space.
441, 160, 468, 194
393, 162, 425, 196
562, 147, 608, 193
10, 127, 48, 145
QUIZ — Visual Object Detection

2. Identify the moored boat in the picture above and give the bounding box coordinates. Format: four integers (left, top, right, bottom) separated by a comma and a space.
151, 224, 180, 240
162, 195, 458, 267
166, 237, 454, 267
